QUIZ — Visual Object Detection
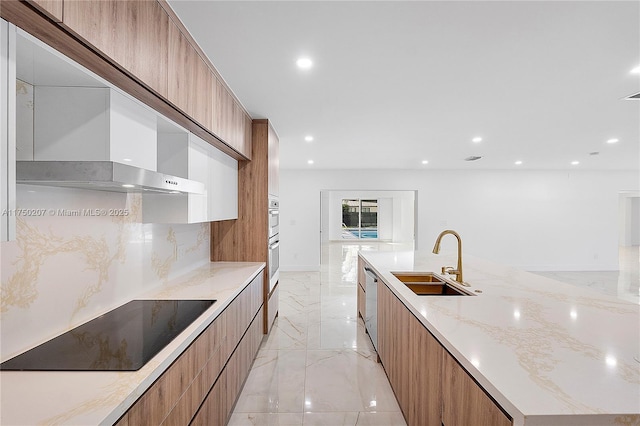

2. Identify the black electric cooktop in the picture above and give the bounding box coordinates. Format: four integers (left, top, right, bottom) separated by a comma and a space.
0, 299, 215, 371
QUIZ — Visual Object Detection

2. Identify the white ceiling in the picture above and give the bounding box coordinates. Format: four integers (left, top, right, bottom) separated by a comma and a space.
168, 1, 639, 171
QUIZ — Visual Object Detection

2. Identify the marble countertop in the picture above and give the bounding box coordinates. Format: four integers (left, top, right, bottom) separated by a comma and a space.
0, 261, 265, 426
359, 250, 640, 426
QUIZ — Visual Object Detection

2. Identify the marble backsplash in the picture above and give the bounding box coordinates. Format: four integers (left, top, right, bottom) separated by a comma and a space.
0, 185, 210, 361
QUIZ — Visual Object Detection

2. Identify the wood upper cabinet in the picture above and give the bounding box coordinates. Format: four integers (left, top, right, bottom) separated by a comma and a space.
211, 82, 251, 157
167, 21, 212, 130
27, 0, 63, 22
442, 351, 512, 426
7, 0, 253, 159
214, 80, 234, 148
62, 0, 170, 98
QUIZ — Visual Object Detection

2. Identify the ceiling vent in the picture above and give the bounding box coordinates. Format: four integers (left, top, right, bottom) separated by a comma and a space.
464, 156, 482, 162
625, 92, 640, 100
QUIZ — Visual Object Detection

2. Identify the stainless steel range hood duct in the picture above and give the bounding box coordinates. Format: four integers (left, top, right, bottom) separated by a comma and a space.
16, 161, 205, 194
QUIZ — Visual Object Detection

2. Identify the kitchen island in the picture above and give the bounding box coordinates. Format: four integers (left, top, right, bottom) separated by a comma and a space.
358, 250, 640, 426
0, 261, 265, 425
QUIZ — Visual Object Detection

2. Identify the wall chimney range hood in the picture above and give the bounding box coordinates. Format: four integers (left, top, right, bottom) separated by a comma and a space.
16, 161, 205, 194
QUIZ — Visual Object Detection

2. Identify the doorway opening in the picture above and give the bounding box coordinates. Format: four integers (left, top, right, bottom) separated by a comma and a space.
617, 190, 639, 301
320, 190, 416, 245
341, 199, 378, 239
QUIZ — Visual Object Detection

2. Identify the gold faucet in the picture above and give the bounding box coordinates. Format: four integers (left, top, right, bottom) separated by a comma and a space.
432, 230, 468, 286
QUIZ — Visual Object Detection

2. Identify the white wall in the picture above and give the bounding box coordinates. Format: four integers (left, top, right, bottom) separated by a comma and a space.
280, 169, 639, 271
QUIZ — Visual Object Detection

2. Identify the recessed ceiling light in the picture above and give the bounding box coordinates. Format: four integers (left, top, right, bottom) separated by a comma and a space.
421, 160, 429, 164
307, 160, 314, 165
472, 137, 482, 143
571, 161, 580, 165
514, 160, 522, 165
606, 138, 619, 144
631, 65, 640, 74
304, 135, 314, 142
296, 57, 313, 69
123, 158, 132, 162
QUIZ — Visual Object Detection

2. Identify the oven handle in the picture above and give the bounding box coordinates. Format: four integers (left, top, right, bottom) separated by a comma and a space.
269, 240, 280, 250
269, 210, 279, 215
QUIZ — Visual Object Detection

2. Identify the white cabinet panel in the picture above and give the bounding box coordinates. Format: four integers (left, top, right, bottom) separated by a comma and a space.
208, 142, 237, 221
33, 87, 157, 171
187, 135, 209, 223
108, 90, 157, 170
1, 19, 16, 242
143, 133, 238, 223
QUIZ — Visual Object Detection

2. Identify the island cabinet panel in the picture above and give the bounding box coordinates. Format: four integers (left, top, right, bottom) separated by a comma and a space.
378, 281, 442, 425
442, 351, 512, 426
114, 273, 264, 426
408, 313, 443, 426
61, 0, 170, 98
27, 0, 63, 22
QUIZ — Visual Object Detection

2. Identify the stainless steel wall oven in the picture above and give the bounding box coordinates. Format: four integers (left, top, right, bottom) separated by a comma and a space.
268, 198, 279, 293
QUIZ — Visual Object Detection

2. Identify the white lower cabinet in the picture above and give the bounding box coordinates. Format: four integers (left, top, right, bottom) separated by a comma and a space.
143, 132, 238, 223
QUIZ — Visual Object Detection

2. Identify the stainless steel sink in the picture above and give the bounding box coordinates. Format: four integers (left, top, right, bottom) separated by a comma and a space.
392, 272, 474, 296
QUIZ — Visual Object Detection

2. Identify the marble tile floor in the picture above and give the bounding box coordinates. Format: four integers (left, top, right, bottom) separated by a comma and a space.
229, 242, 410, 426
229, 242, 639, 425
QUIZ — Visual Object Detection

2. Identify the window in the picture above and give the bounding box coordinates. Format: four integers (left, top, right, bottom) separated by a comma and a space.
341, 199, 378, 239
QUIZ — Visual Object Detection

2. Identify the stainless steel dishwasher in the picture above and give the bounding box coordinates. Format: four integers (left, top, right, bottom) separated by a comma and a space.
364, 267, 379, 352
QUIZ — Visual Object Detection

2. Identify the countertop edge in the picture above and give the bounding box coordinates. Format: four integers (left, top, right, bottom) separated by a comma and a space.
102, 261, 265, 425
358, 250, 640, 426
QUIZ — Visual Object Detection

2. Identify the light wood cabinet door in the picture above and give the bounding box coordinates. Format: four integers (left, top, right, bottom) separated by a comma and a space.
231, 101, 252, 156
384, 282, 411, 416
407, 311, 442, 426
214, 79, 234, 147
442, 351, 512, 426
190, 367, 227, 426
28, 0, 63, 22
167, 22, 212, 130
377, 282, 443, 426
62, 0, 169, 98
